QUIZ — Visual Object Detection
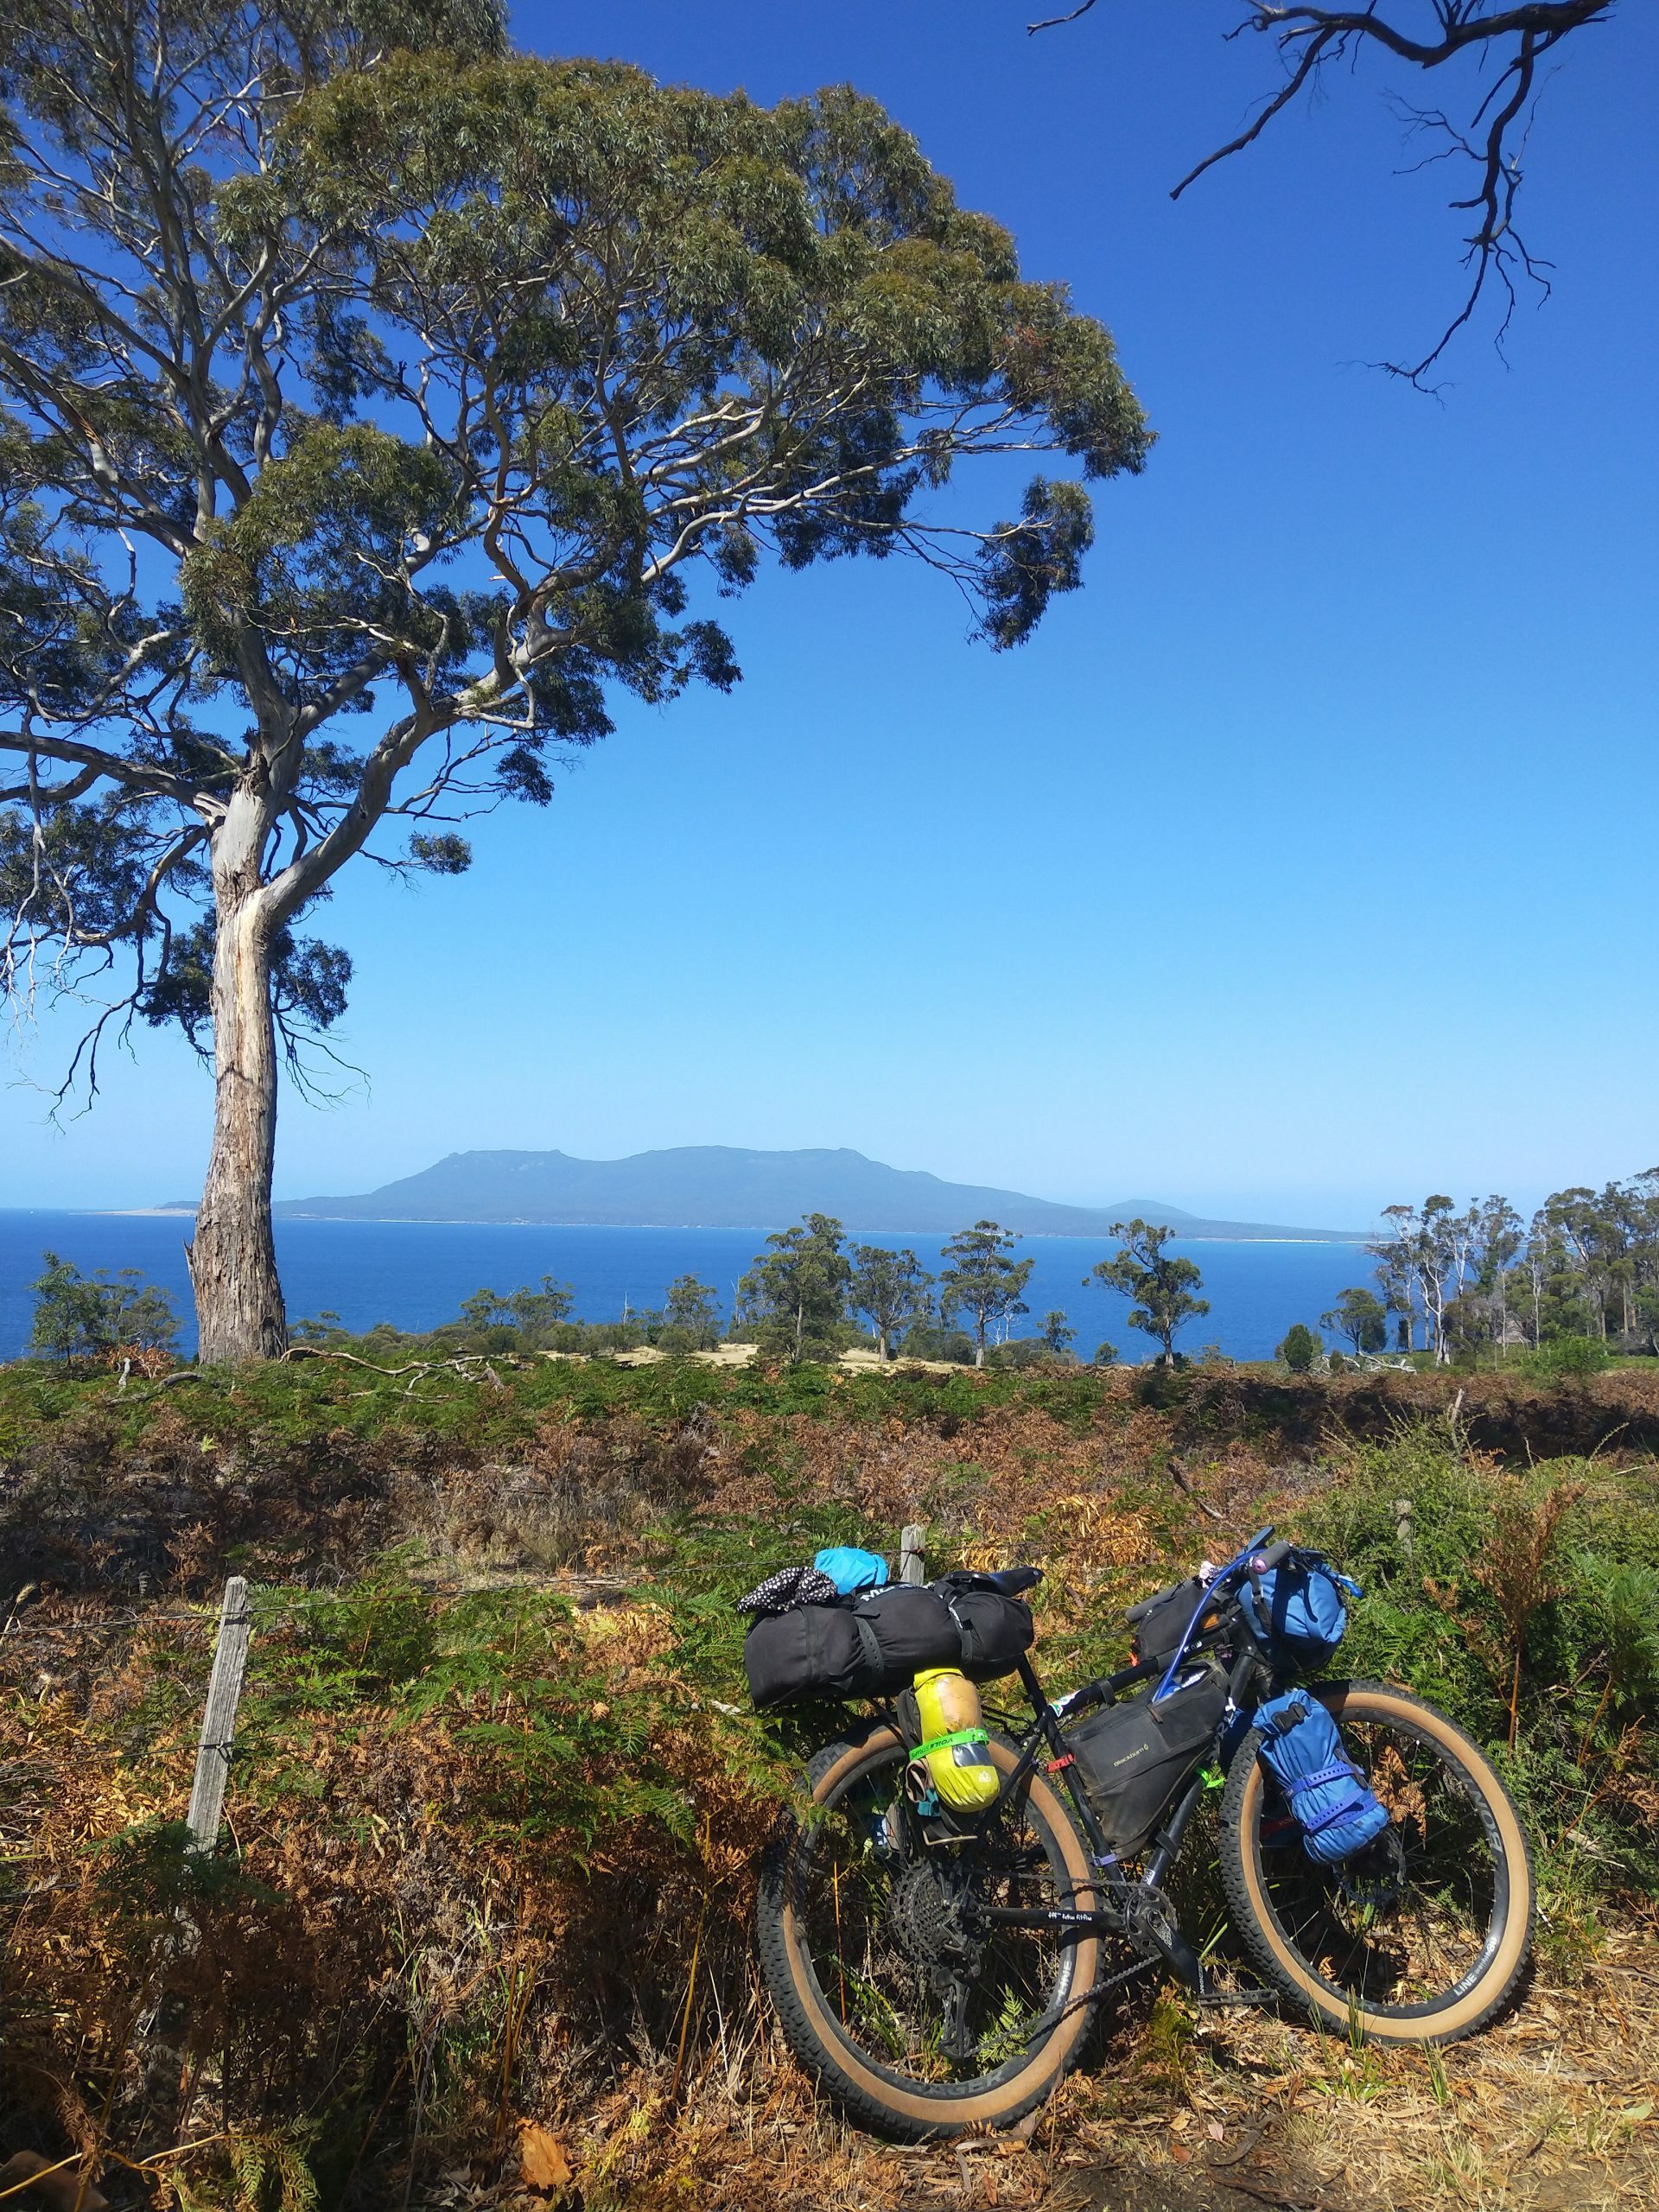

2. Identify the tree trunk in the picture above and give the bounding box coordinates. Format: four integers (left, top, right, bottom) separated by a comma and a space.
188, 827, 286, 1363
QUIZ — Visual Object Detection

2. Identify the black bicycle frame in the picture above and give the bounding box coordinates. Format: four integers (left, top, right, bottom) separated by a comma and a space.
966, 1593, 1280, 1965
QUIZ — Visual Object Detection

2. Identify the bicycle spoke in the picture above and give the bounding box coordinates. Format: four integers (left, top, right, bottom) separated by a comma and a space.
788, 1747, 1078, 2087
1252, 1707, 1504, 2014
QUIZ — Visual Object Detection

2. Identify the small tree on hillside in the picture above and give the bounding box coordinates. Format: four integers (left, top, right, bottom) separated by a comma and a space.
848, 1245, 934, 1363
739, 1214, 851, 1363
1277, 1322, 1321, 1374
1039, 1309, 1076, 1356
1087, 1218, 1209, 1363
0, 4, 1150, 1363
29, 1251, 180, 1360
663, 1274, 722, 1350
1321, 1287, 1388, 1355
939, 1221, 1033, 1369
459, 1276, 574, 1341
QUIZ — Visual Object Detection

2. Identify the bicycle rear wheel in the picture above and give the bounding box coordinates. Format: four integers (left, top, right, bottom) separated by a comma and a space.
756, 1724, 1101, 2139
1219, 1680, 1534, 2043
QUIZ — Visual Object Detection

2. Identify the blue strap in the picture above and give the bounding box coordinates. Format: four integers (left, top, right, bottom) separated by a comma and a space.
1298, 1791, 1375, 1835
1285, 1760, 1361, 1795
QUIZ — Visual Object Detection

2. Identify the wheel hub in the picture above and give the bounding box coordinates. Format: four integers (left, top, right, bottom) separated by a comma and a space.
888, 1861, 975, 1967
1338, 1823, 1408, 1915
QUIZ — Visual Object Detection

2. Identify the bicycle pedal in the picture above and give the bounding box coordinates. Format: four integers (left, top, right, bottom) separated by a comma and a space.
1194, 1986, 1277, 2008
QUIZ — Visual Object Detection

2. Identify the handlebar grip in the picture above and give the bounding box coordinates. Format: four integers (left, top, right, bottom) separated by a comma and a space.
1248, 1538, 1292, 1574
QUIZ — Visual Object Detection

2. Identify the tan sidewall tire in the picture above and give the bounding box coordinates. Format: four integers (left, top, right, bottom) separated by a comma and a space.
1222, 1681, 1535, 2044
772, 1728, 1101, 2135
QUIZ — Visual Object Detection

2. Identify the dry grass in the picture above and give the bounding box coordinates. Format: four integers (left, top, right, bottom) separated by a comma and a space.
3, 1360, 1656, 2209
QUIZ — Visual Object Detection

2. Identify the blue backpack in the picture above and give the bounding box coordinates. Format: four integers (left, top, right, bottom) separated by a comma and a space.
1245, 1551, 1357, 1668
1253, 1691, 1389, 1864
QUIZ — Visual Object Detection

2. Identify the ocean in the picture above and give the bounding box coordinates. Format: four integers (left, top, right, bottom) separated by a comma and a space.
0, 1210, 1370, 1363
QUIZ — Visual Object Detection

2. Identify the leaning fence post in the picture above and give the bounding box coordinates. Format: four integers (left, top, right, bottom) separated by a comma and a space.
186, 1576, 251, 1854
899, 1524, 926, 1586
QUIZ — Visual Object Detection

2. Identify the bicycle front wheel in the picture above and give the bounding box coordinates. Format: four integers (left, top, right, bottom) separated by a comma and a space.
1219, 1680, 1534, 2043
756, 1725, 1101, 2139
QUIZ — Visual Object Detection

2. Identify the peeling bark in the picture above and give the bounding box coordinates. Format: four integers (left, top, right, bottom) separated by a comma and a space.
187, 799, 286, 1363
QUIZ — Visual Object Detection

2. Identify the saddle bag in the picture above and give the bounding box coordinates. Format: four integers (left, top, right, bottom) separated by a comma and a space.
743, 1583, 959, 1711
1252, 1690, 1389, 1864
1066, 1668, 1230, 1858
934, 1578, 1035, 1682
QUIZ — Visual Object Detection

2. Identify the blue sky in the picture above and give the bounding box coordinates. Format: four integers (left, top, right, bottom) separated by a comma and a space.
4, 0, 1656, 1225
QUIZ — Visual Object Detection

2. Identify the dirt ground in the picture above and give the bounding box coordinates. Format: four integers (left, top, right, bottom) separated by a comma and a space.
514, 1929, 1659, 2212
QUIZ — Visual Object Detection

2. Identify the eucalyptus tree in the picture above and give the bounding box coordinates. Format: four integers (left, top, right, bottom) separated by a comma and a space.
1320, 1286, 1388, 1355
940, 1219, 1034, 1368
0, 3, 1150, 1360
1087, 1217, 1209, 1364
739, 1214, 851, 1363
848, 1243, 933, 1363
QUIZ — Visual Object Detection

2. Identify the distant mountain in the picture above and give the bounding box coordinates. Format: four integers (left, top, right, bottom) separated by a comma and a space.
217, 1145, 1365, 1240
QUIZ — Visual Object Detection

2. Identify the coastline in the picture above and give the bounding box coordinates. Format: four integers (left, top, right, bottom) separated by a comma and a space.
9, 1207, 1366, 1244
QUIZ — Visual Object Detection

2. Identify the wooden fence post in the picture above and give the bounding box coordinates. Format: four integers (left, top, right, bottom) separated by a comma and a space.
186, 1576, 251, 1855
899, 1525, 926, 1586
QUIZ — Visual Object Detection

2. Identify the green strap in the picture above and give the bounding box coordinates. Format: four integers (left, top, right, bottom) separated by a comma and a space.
916, 1727, 990, 1758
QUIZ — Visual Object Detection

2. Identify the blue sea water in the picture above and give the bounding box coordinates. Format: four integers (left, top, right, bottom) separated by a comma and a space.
0, 1210, 1369, 1363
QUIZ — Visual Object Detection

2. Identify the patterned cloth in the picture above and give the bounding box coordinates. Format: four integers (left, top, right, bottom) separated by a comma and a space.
735, 1564, 841, 1618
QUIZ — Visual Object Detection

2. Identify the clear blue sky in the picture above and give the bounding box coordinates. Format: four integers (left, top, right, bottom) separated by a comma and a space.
4, 0, 1656, 1226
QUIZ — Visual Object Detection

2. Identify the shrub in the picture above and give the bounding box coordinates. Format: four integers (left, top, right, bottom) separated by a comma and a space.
27, 1250, 180, 1361
1524, 1334, 1611, 1380
1276, 1322, 1321, 1373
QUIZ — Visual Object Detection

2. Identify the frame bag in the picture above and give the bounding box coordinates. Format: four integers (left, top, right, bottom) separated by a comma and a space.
743, 1584, 959, 1711
1252, 1691, 1389, 1864
1067, 1669, 1230, 1858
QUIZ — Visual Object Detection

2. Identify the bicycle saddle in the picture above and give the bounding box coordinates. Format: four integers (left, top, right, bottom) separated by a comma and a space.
938, 1565, 1043, 1597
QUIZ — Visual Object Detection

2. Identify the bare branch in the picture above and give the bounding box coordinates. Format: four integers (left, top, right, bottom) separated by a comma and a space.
1032, 1, 1617, 383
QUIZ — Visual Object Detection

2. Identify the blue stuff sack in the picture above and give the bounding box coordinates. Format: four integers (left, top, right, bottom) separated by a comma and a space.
1247, 1551, 1357, 1667
814, 1546, 890, 1596
1253, 1691, 1390, 1865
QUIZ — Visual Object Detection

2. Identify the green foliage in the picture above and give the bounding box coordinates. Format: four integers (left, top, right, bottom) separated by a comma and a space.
0, 14, 1149, 1110
938, 1220, 1033, 1367
1088, 1218, 1208, 1363
848, 1243, 934, 1360
1277, 1322, 1321, 1373
1039, 1309, 1076, 1356
27, 1249, 180, 1360
663, 1273, 722, 1349
738, 1213, 852, 1362
456, 1274, 575, 1341
887, 1319, 968, 1364
1321, 1286, 1388, 1354
1296, 1428, 1659, 1889
1523, 1333, 1611, 1381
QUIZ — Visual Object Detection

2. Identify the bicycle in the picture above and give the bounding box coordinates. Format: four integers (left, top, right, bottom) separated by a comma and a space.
753, 1528, 1535, 2140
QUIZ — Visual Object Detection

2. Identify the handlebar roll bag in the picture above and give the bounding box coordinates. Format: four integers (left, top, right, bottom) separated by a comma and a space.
1245, 1555, 1354, 1668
